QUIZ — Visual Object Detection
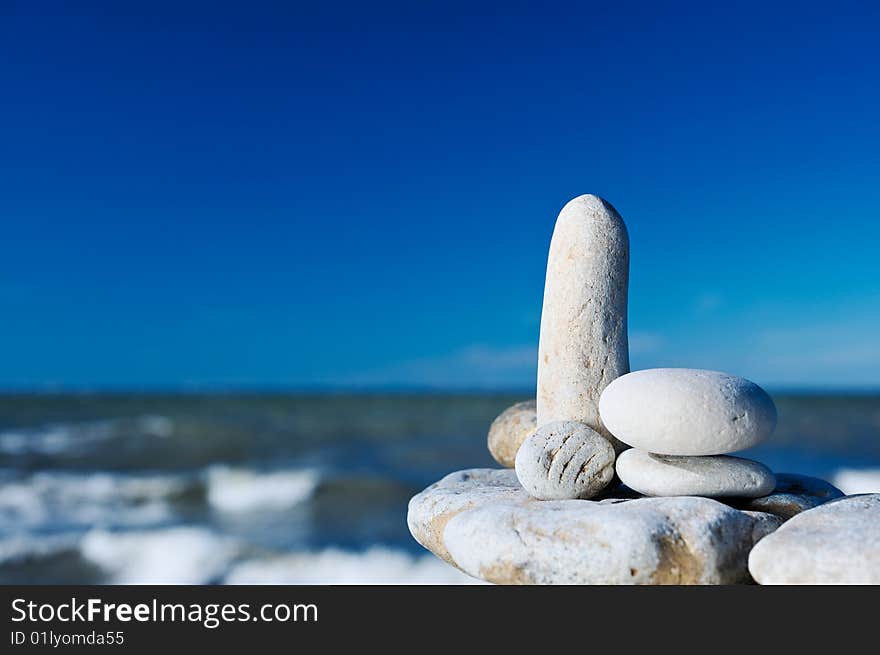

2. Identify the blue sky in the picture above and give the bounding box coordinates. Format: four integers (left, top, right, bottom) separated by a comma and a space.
2, 1, 878, 391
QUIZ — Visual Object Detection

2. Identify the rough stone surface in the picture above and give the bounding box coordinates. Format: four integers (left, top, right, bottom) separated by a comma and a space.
536, 195, 629, 452
487, 400, 536, 468
616, 449, 776, 498
599, 368, 777, 455
405, 469, 526, 564
408, 468, 782, 584
514, 421, 615, 500
748, 494, 880, 584
732, 473, 844, 519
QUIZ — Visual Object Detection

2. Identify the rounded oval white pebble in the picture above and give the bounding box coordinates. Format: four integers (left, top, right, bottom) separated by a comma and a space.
616, 449, 777, 498
598, 368, 777, 455
514, 420, 615, 500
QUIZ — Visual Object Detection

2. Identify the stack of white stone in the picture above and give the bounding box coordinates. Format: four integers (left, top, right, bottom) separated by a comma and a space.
408, 193, 879, 584
601, 368, 778, 498
487, 195, 778, 502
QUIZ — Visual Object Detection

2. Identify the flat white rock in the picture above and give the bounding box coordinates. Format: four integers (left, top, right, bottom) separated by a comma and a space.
536, 194, 630, 452
514, 421, 615, 500
616, 449, 776, 498
487, 400, 536, 468
748, 494, 880, 584
408, 468, 782, 584
599, 368, 777, 455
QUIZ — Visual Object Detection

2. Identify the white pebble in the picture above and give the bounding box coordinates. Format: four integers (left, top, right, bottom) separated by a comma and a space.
487, 400, 536, 468
616, 449, 776, 498
599, 368, 777, 455
515, 421, 615, 500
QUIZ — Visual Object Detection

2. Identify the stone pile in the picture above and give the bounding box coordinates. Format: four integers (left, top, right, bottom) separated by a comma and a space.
409, 193, 875, 584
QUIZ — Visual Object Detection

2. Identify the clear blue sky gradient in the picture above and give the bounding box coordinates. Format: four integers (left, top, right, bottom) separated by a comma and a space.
2, 1, 878, 390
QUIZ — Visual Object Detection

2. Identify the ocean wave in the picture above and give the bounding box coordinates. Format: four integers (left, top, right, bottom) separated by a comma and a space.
0, 470, 188, 530
0, 415, 173, 456
225, 546, 483, 585
832, 468, 880, 495
0, 463, 322, 534
80, 527, 238, 584
206, 465, 320, 513
0, 533, 81, 565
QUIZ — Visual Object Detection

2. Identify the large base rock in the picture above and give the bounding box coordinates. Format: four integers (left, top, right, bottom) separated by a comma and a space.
408, 469, 846, 584
408, 469, 789, 584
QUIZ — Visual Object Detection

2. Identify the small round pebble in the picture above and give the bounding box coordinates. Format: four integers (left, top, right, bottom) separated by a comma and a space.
738, 473, 844, 519
599, 368, 777, 456
616, 449, 776, 498
514, 421, 615, 500
487, 400, 536, 468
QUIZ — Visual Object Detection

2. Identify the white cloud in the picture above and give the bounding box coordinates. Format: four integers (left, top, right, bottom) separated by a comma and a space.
337, 332, 673, 389
693, 292, 723, 313
328, 312, 880, 390
741, 325, 880, 386
629, 331, 665, 355
337, 344, 537, 389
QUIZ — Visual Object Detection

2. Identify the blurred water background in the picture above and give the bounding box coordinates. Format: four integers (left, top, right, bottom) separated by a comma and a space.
0, 392, 878, 584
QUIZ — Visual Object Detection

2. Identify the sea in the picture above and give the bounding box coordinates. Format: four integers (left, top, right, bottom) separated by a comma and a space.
1, 393, 878, 584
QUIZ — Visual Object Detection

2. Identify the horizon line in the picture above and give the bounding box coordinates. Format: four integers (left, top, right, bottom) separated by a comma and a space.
0, 384, 878, 397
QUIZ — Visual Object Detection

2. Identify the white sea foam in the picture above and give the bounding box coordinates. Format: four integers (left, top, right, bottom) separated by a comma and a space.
0, 533, 81, 565
136, 415, 175, 438
206, 466, 320, 513
0, 471, 187, 529
80, 527, 237, 584
225, 546, 483, 585
832, 468, 880, 495
0, 415, 173, 455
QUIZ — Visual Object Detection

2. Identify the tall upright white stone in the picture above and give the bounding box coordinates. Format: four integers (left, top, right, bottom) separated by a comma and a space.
536, 194, 630, 452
